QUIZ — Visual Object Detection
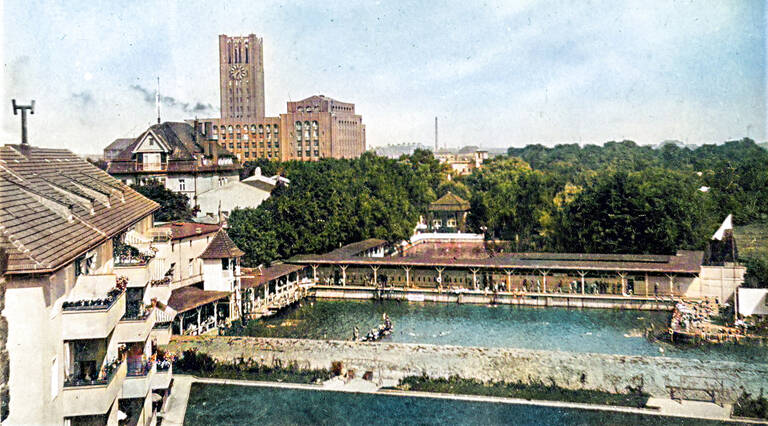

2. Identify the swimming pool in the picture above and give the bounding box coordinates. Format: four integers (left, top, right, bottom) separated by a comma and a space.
228, 299, 766, 363
184, 383, 730, 426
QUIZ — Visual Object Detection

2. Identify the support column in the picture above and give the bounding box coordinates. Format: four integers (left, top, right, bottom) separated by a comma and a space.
578, 271, 587, 294
311, 264, 318, 283
618, 272, 627, 296
644, 272, 649, 296
196, 307, 202, 332
666, 274, 675, 297
470, 268, 479, 290
403, 266, 412, 288
371, 265, 380, 287
436, 267, 445, 290
340, 265, 348, 287
504, 269, 513, 292
540, 270, 549, 293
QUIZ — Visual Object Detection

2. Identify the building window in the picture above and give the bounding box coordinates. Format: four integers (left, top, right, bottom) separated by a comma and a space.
237, 142, 241, 148
314, 150, 319, 157
447, 218, 457, 227
245, 152, 250, 158
273, 125, 279, 134
222, 258, 230, 270
432, 219, 442, 228
188, 259, 194, 276
179, 179, 186, 191
229, 143, 234, 149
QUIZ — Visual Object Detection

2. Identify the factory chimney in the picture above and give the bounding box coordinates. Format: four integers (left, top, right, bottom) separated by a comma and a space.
434, 116, 438, 152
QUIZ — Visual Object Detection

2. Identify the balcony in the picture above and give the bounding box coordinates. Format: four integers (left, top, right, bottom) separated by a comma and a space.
62, 276, 126, 340
62, 360, 126, 417
116, 307, 155, 343
122, 360, 156, 399
136, 162, 166, 172
152, 359, 173, 390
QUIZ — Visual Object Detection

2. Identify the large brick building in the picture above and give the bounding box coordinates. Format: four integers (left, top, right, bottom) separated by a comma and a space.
193, 35, 365, 162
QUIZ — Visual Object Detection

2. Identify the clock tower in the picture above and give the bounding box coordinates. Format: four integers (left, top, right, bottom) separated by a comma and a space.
219, 34, 265, 120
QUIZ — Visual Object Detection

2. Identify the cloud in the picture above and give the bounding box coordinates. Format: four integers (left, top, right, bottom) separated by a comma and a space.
129, 84, 216, 115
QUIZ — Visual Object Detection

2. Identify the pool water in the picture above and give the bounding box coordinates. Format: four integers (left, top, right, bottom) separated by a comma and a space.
184, 383, 729, 426
231, 299, 766, 363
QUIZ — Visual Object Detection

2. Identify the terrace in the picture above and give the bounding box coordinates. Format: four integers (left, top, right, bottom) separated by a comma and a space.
62, 275, 127, 340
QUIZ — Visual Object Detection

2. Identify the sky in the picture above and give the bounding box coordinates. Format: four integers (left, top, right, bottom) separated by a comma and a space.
1, 0, 766, 154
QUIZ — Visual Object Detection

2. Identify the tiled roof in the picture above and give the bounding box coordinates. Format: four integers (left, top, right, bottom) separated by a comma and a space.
429, 192, 470, 211
289, 243, 705, 274
157, 222, 221, 240
104, 138, 134, 152
105, 122, 241, 174
200, 230, 245, 259
241, 264, 305, 289
0, 144, 159, 274
168, 286, 230, 313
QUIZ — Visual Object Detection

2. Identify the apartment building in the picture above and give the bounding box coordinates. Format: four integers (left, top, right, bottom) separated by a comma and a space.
0, 143, 174, 424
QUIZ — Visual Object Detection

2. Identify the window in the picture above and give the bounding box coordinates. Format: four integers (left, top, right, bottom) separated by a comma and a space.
314, 150, 319, 157
179, 179, 186, 191
447, 218, 457, 227
245, 152, 250, 158
222, 258, 230, 270
432, 219, 442, 228
188, 259, 194, 276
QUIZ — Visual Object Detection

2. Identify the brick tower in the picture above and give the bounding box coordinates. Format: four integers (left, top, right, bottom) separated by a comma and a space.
219, 34, 265, 120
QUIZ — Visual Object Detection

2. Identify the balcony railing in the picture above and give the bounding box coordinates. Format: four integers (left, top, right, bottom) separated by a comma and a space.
64, 359, 124, 388
136, 162, 166, 171
62, 278, 126, 312
122, 304, 153, 321
127, 359, 154, 377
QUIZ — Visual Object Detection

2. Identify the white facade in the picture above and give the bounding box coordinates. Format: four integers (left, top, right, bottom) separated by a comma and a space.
739, 288, 768, 316
3, 216, 172, 425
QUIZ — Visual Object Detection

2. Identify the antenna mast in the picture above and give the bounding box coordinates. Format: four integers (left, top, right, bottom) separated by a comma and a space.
156, 77, 161, 124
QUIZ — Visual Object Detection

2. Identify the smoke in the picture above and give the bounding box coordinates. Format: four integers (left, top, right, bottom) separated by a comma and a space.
71, 91, 94, 106
129, 84, 216, 115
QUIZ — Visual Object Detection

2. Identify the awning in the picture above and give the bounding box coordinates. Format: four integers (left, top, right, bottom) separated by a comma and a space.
167, 286, 230, 313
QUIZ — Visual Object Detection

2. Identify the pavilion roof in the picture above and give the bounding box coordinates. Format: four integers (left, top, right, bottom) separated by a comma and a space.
168, 286, 230, 313
288, 249, 705, 274
241, 263, 306, 289
429, 192, 470, 211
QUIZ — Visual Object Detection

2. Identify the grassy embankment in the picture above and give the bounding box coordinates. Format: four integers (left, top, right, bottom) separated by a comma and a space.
173, 349, 649, 408
395, 374, 649, 408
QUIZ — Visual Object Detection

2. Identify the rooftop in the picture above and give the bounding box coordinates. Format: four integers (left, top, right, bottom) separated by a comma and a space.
157, 222, 221, 240
429, 192, 470, 211
167, 286, 231, 314
241, 263, 306, 289
200, 230, 245, 259
289, 239, 704, 274
0, 144, 159, 274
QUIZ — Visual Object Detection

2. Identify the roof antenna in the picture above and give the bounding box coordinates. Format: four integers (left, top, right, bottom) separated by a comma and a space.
156, 76, 161, 124
11, 99, 35, 146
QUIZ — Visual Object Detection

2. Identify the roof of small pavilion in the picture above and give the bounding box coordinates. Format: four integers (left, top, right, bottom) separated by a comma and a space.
288, 246, 704, 275
200, 230, 245, 259
289, 239, 388, 262
168, 286, 230, 313
429, 192, 470, 212
241, 263, 306, 289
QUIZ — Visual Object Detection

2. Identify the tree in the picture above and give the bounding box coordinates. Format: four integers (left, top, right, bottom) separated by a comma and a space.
131, 183, 194, 222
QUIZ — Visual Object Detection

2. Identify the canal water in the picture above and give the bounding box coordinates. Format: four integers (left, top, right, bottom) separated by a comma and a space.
184, 383, 729, 425
231, 300, 766, 363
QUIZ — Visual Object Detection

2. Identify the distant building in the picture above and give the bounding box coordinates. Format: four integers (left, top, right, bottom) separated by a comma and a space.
196, 167, 286, 219
194, 94, 365, 162
219, 34, 265, 121
105, 121, 241, 203
427, 192, 470, 232
434, 149, 488, 176
103, 137, 134, 161
192, 35, 365, 162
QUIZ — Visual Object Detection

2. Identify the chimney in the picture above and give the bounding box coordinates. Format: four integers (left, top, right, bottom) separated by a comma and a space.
203, 139, 211, 157
11, 99, 35, 155
192, 118, 199, 145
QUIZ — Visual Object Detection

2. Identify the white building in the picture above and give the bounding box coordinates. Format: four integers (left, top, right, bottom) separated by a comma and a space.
0, 142, 174, 425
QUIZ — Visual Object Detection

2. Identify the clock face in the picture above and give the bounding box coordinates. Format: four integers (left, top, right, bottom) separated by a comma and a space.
229, 64, 247, 80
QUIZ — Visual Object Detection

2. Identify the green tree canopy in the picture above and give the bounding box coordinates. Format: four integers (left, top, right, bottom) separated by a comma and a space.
131, 182, 193, 222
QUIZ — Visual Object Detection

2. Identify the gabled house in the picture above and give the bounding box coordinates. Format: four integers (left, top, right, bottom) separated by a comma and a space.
106, 122, 241, 204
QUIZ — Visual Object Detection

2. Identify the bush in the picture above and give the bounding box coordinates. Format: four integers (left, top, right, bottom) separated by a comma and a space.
733, 390, 768, 419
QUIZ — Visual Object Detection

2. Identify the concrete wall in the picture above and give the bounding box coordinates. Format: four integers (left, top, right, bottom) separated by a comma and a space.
739, 288, 768, 316
168, 336, 768, 403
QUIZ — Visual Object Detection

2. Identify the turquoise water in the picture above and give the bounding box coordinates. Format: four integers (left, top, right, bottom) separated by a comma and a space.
233, 300, 766, 363
184, 383, 729, 425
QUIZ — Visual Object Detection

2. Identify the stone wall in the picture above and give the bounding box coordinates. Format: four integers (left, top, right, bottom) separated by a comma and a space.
167, 336, 768, 403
